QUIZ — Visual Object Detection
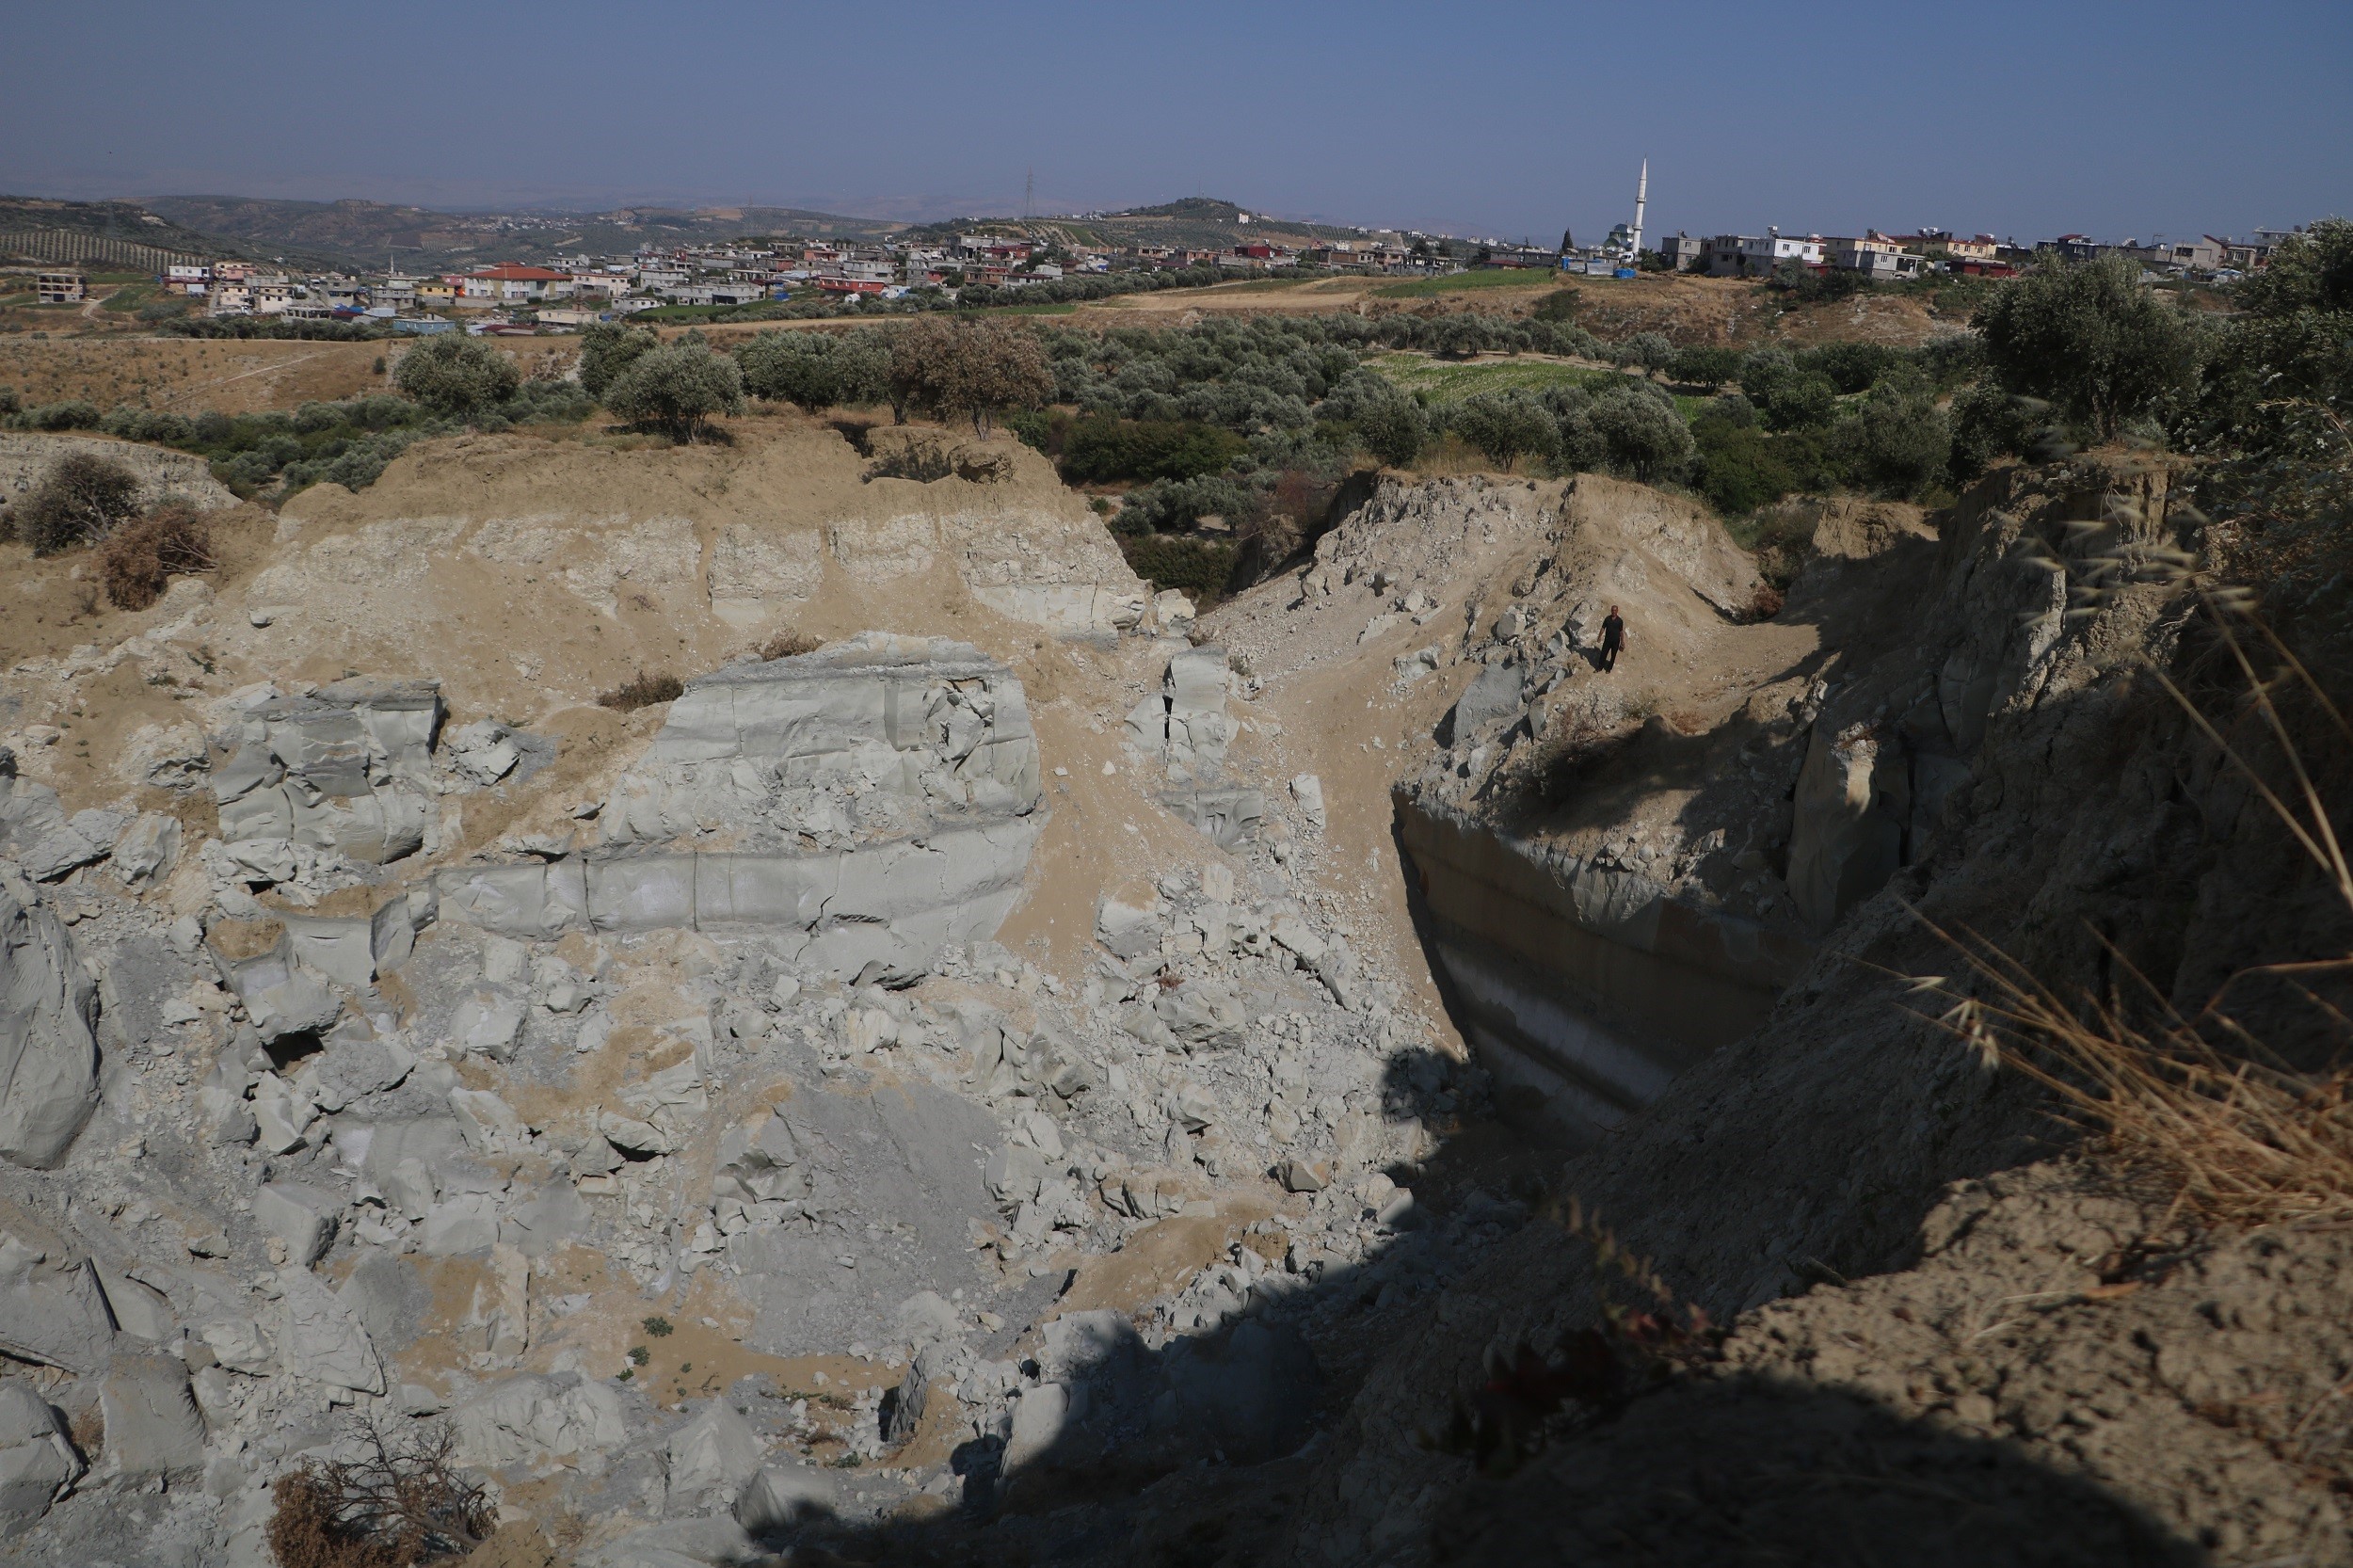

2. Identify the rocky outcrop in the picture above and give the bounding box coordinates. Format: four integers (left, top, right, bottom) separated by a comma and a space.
0, 872, 100, 1169
0, 432, 240, 515
211, 676, 444, 866
444, 634, 1046, 981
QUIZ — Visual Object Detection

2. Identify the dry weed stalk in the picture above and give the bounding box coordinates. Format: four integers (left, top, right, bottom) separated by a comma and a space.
266, 1417, 492, 1568
1913, 600, 2353, 1227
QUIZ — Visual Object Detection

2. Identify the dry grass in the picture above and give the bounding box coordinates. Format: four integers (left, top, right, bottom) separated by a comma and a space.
596, 670, 684, 712
757, 630, 822, 661
266, 1418, 492, 1568
1915, 605, 2353, 1227
100, 504, 215, 610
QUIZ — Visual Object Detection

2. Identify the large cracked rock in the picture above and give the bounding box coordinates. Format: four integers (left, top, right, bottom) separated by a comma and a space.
441, 634, 1046, 982
0, 872, 101, 1169
212, 677, 444, 865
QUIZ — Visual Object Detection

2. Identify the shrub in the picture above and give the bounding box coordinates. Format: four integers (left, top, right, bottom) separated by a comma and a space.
736, 327, 891, 411
758, 631, 821, 661
1946, 381, 2037, 483
11, 453, 142, 553
1352, 392, 1427, 468
888, 317, 1055, 433
1120, 534, 1239, 600
392, 335, 520, 419
264, 1419, 492, 1568
1851, 384, 1951, 497
1759, 373, 1838, 432
1451, 391, 1561, 471
1797, 342, 1901, 393
1666, 346, 1740, 390
598, 671, 685, 711
1531, 286, 1582, 322
1615, 332, 1675, 375
1586, 380, 1696, 484
100, 505, 215, 609
1691, 415, 1795, 516
16, 400, 102, 432
603, 341, 744, 443
577, 322, 659, 400
1058, 417, 1245, 483
1977, 252, 2204, 438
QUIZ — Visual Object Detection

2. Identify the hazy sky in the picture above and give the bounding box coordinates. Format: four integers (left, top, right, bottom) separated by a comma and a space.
5, 0, 2345, 243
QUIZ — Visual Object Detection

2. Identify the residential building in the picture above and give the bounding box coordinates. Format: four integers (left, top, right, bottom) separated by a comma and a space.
461, 264, 568, 302
37, 271, 86, 303
413, 280, 457, 309
208, 283, 251, 315
1657, 232, 1702, 271
1699, 231, 1825, 278
164, 264, 210, 294
1828, 239, 1923, 280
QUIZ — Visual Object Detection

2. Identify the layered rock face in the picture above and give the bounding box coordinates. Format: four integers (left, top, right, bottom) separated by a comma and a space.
0, 870, 99, 1170
440, 633, 1046, 982
212, 677, 443, 866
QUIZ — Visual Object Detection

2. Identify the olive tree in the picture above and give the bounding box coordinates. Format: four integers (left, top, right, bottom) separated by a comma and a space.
602, 341, 744, 443
888, 318, 1055, 434
1450, 391, 1560, 471
1977, 252, 2203, 438
392, 334, 520, 419
738, 327, 893, 412
578, 322, 659, 400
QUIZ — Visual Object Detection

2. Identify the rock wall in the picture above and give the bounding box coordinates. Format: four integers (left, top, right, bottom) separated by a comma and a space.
0, 432, 239, 515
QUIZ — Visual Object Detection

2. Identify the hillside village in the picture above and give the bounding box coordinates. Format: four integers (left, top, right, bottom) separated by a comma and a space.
4, 188, 2310, 341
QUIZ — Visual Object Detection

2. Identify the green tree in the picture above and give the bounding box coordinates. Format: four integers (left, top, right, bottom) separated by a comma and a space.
602, 341, 744, 443
1946, 381, 2037, 484
578, 322, 659, 400
1451, 392, 1561, 471
1850, 384, 1951, 497
888, 317, 1055, 434
1976, 252, 2204, 439
1760, 373, 1838, 432
392, 334, 520, 419
738, 327, 893, 411
1667, 346, 1741, 391
1353, 394, 1426, 468
1587, 380, 1696, 483
1531, 285, 1582, 323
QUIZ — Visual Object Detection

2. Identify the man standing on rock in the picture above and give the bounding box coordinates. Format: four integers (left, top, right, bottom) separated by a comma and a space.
1600, 605, 1625, 672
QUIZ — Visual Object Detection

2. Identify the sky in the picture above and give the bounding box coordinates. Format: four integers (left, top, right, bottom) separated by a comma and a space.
4, 0, 2346, 245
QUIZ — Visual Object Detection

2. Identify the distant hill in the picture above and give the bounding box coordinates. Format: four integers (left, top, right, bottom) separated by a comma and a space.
0, 195, 285, 272
146, 196, 906, 272
904, 196, 1373, 254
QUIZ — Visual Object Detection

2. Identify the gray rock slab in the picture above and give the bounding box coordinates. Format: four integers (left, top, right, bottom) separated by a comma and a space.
0, 1380, 81, 1533
0, 880, 101, 1169
100, 1352, 206, 1476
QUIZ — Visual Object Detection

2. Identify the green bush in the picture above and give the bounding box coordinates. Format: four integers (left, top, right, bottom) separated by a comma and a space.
1667, 346, 1740, 390
1057, 417, 1246, 483
1450, 391, 1561, 470
1760, 373, 1838, 432
1691, 414, 1796, 515
736, 327, 892, 410
1119, 534, 1238, 600
1946, 381, 2037, 483
1977, 252, 2204, 438
603, 341, 744, 443
393, 334, 521, 419
578, 322, 659, 400
1851, 385, 1950, 497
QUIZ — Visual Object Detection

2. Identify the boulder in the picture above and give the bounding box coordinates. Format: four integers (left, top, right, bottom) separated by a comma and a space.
0, 1238, 115, 1375
1787, 720, 1908, 933
0, 879, 101, 1169
200, 1319, 276, 1376
733, 1458, 836, 1533
1289, 773, 1326, 827
277, 1269, 384, 1395
665, 1401, 765, 1508
253, 1181, 342, 1266
99, 1352, 206, 1476
1153, 1319, 1319, 1463
0, 1381, 81, 1533
108, 813, 182, 885
1002, 1381, 1085, 1473
451, 1372, 626, 1470
1449, 663, 1527, 742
